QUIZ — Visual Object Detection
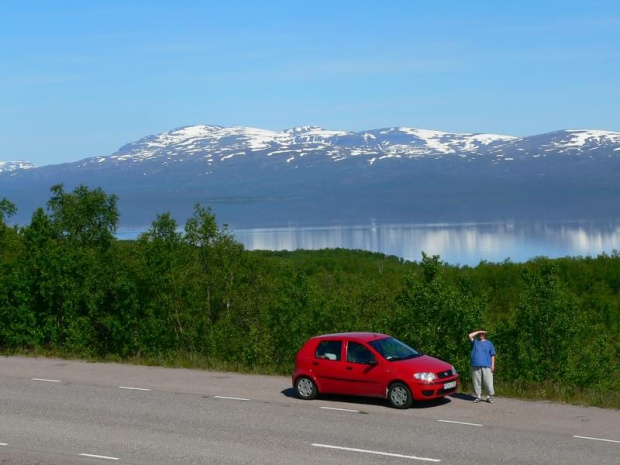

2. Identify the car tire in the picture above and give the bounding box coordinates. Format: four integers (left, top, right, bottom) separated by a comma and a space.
295, 376, 318, 400
387, 382, 413, 409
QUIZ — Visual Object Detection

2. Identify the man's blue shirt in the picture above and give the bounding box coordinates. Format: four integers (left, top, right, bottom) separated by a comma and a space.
471, 339, 496, 367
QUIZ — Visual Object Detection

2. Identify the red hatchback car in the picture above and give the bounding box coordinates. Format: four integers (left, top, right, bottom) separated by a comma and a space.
292, 332, 458, 408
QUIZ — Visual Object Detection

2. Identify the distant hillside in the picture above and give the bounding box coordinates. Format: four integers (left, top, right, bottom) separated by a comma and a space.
2, 125, 620, 228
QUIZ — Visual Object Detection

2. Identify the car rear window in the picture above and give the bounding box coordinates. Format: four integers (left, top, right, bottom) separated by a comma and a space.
315, 340, 342, 361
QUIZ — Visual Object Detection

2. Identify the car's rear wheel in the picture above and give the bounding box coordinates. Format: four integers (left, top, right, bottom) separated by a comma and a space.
295, 377, 318, 400
388, 382, 413, 409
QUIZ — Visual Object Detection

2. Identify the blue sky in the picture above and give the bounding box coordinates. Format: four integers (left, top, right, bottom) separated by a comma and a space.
2, 0, 619, 166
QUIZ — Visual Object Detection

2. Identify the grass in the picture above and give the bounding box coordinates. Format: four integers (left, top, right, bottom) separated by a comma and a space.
462, 379, 620, 409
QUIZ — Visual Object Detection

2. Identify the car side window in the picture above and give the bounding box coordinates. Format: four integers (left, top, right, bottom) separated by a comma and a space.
315, 340, 342, 361
347, 342, 375, 364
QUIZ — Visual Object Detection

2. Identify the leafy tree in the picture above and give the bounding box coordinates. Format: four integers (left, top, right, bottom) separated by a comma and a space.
47, 184, 119, 250
392, 253, 487, 376
184, 204, 245, 325
0, 197, 20, 261
135, 213, 188, 353
502, 260, 583, 383
0, 198, 17, 227
0, 198, 38, 347
18, 186, 120, 354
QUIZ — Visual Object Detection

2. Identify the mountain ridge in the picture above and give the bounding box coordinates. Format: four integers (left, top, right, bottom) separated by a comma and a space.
2, 125, 620, 228
4, 126, 620, 171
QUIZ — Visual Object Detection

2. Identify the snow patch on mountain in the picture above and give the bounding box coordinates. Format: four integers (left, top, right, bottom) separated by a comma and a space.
0, 161, 36, 173
555, 129, 620, 148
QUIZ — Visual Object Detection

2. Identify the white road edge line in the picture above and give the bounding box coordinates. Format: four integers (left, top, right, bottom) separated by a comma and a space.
32, 378, 61, 383
0, 443, 7, 446
312, 443, 441, 462
214, 395, 250, 401
437, 420, 483, 427
79, 453, 119, 460
574, 435, 620, 444
119, 386, 151, 391
320, 407, 361, 413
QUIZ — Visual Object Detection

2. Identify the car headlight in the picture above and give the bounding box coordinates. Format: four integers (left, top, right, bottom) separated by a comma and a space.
413, 372, 437, 382
451, 365, 457, 375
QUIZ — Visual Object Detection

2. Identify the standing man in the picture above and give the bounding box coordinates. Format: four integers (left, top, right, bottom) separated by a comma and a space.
468, 328, 496, 403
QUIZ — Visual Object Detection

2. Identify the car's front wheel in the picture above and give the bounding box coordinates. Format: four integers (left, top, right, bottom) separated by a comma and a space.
387, 382, 413, 409
295, 376, 318, 400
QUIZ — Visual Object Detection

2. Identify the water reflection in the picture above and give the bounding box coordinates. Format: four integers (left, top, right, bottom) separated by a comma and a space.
230, 220, 620, 266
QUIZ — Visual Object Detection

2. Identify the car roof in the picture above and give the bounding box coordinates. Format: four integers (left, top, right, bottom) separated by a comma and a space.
311, 332, 390, 342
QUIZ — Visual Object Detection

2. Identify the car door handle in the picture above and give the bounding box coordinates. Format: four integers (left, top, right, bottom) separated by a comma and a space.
346, 366, 353, 370
313, 362, 319, 366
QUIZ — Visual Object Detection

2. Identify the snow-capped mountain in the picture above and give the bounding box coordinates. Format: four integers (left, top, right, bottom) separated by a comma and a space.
2, 125, 620, 228
84, 125, 518, 168
69, 125, 620, 171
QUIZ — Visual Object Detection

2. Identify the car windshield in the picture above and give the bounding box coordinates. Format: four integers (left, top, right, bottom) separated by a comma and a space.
369, 337, 421, 361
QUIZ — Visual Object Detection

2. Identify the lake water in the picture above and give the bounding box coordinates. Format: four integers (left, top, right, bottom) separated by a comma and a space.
230, 220, 620, 266
117, 219, 620, 266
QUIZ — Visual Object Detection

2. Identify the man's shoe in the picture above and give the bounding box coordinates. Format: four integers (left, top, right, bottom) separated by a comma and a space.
473, 397, 480, 403
486, 397, 493, 403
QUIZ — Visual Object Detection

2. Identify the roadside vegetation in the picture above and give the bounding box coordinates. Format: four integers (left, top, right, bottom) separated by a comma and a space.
1, 186, 619, 408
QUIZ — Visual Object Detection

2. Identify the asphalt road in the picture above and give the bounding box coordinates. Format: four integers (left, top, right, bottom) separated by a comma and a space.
1, 356, 618, 464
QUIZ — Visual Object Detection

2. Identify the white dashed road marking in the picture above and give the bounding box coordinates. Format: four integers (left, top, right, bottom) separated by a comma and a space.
437, 420, 483, 427
574, 435, 620, 444
19, 371, 617, 461
312, 443, 441, 462
0, 443, 7, 446
320, 407, 361, 413
79, 453, 119, 461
